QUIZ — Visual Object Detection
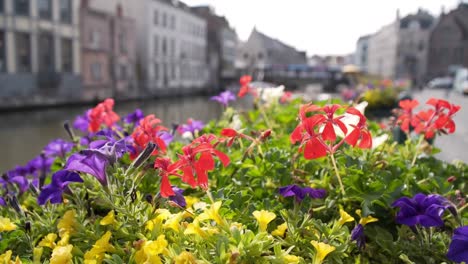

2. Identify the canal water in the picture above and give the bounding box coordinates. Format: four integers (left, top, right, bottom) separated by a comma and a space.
0, 95, 241, 172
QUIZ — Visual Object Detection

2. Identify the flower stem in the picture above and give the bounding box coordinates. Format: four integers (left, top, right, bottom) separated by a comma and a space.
330, 153, 345, 195
411, 135, 425, 167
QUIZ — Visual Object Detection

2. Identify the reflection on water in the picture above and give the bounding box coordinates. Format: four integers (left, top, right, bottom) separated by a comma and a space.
0, 95, 244, 171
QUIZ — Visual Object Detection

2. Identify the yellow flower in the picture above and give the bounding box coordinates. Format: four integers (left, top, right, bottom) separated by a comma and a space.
0, 217, 17, 232
0, 250, 22, 263
252, 210, 276, 232
146, 209, 172, 231
184, 219, 207, 238
185, 196, 199, 209
33, 247, 43, 264
283, 254, 301, 264
337, 209, 355, 227
57, 210, 77, 238
174, 251, 197, 264
50, 245, 73, 264
271, 222, 288, 237
100, 210, 116, 226
198, 201, 223, 225
38, 233, 57, 249
134, 235, 168, 264
356, 210, 379, 226
84, 231, 114, 264
163, 212, 183, 232
57, 233, 70, 246
310, 241, 335, 264
0, 250, 12, 263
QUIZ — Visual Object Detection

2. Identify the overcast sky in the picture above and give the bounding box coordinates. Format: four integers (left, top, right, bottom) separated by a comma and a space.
183, 0, 461, 55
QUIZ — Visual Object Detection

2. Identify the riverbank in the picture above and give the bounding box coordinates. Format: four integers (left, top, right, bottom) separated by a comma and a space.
0, 86, 217, 114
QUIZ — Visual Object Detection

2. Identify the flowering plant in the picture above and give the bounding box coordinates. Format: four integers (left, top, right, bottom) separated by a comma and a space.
0, 76, 466, 263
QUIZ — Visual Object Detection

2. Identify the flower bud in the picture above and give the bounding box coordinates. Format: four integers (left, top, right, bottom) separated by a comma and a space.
63, 121, 76, 142
447, 176, 456, 183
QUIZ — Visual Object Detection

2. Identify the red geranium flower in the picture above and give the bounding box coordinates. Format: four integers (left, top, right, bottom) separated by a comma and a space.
238, 75, 257, 97
396, 98, 460, 139
291, 103, 372, 159
131, 115, 168, 159
154, 157, 182, 198
173, 136, 229, 189
88, 98, 120, 132
344, 107, 372, 149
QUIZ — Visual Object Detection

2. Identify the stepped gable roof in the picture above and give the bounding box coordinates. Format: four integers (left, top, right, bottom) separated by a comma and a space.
252, 28, 303, 55
400, 9, 434, 29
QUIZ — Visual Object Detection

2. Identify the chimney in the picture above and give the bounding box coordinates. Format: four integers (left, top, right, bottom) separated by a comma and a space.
441, 5, 445, 15
117, 4, 123, 17
396, 8, 400, 21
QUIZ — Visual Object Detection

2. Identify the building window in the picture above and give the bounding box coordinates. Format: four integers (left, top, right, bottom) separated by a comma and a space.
0, 31, 5, 72
61, 38, 73, 73
171, 64, 175, 79
60, 0, 72, 23
170, 38, 175, 58
170, 15, 175, 30
0, 0, 4, 13
162, 38, 167, 56
15, 32, 31, 72
153, 35, 158, 56
38, 0, 52, 20
162, 13, 167, 27
15, 0, 29, 16
89, 30, 101, 49
154, 63, 158, 80
39, 32, 55, 71
119, 64, 127, 80
154, 10, 158, 25
119, 30, 127, 54
91, 63, 102, 81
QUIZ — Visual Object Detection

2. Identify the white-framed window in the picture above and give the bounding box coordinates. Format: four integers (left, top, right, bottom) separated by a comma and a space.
91, 63, 102, 81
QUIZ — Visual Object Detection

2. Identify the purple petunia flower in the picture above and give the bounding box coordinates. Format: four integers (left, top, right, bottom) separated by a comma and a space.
65, 151, 108, 186
278, 185, 327, 203
124, 109, 144, 124
447, 226, 468, 263
64, 139, 129, 186
37, 170, 83, 205
27, 155, 55, 178
392, 193, 455, 228
158, 131, 174, 146
43, 139, 74, 158
168, 187, 186, 207
178, 119, 205, 136
73, 110, 91, 132
211, 91, 236, 107
351, 224, 365, 249
0, 197, 5, 206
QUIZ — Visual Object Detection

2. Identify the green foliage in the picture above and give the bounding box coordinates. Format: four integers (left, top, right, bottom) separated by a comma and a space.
0, 96, 466, 263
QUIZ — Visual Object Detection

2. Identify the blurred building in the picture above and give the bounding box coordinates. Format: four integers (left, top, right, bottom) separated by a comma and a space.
354, 35, 370, 73
0, 0, 81, 103
80, 0, 137, 100
368, 9, 434, 86
106, 0, 208, 96
191, 6, 238, 90
427, 3, 468, 79
237, 28, 307, 77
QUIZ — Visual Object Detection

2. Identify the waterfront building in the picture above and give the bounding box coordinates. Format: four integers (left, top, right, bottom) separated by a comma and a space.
367, 9, 434, 86
96, 0, 208, 96
80, 0, 137, 100
191, 6, 238, 90
354, 35, 370, 73
237, 28, 307, 78
427, 3, 468, 79
0, 0, 81, 104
